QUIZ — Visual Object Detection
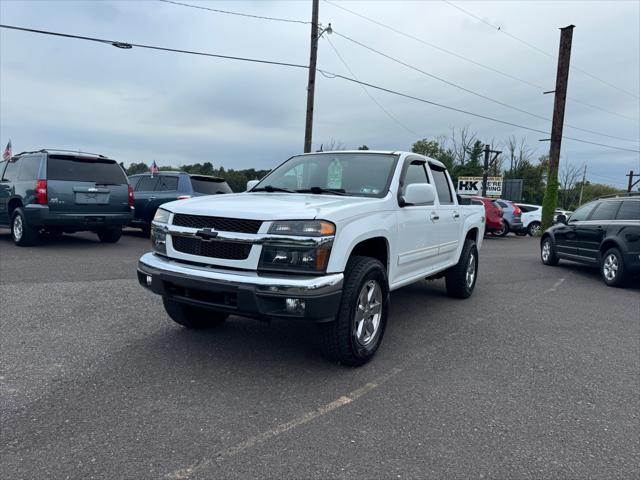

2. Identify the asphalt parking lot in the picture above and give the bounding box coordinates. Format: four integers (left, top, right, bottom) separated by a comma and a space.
1, 230, 638, 479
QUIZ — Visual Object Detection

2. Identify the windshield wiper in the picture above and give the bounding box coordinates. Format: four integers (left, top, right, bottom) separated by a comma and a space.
251, 185, 296, 193
296, 187, 348, 196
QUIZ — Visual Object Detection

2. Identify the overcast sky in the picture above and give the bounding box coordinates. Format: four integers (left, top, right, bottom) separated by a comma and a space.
1, 0, 639, 187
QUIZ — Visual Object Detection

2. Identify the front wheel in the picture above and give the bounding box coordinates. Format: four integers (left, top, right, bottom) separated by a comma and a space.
601, 248, 627, 287
163, 298, 229, 329
540, 237, 559, 266
319, 256, 389, 366
97, 227, 122, 243
445, 239, 478, 299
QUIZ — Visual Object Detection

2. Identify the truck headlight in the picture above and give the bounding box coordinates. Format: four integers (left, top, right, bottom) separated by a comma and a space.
259, 242, 332, 273
153, 208, 171, 224
268, 220, 335, 237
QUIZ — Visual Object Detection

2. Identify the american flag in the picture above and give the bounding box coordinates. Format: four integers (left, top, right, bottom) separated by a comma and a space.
150, 160, 159, 176
2, 140, 11, 161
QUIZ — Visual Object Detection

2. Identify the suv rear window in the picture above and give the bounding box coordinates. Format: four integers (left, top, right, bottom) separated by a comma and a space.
190, 176, 232, 194
616, 200, 640, 220
47, 155, 127, 184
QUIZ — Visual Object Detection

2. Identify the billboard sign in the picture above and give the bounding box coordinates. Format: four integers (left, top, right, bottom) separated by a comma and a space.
457, 176, 503, 197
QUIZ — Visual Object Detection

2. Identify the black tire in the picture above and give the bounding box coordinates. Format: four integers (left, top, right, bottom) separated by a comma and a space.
162, 297, 229, 329
494, 222, 509, 237
540, 237, 559, 266
445, 239, 478, 299
97, 228, 122, 243
601, 247, 628, 287
319, 256, 389, 366
528, 221, 542, 237
11, 208, 39, 246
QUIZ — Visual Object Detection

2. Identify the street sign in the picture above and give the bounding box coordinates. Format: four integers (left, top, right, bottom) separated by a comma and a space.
457, 176, 503, 197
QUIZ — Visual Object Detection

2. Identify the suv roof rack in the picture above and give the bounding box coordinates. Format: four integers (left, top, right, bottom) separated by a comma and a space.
14, 149, 108, 158
596, 192, 640, 200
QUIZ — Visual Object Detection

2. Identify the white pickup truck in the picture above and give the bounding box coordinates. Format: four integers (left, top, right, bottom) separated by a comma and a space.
138, 151, 485, 365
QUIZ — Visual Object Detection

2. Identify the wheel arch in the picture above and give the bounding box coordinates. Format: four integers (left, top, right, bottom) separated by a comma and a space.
347, 236, 390, 272
8, 197, 23, 217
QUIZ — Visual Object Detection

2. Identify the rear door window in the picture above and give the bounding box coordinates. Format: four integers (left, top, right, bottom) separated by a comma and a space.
190, 177, 232, 194
155, 176, 179, 191
18, 156, 41, 180
616, 201, 640, 220
136, 176, 159, 191
47, 156, 127, 184
590, 201, 622, 221
429, 166, 453, 205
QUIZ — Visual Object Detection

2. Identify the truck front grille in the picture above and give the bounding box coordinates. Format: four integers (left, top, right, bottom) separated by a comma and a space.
172, 236, 251, 260
172, 214, 262, 234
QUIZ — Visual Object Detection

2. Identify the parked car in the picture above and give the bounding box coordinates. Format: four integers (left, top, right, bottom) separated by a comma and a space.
517, 203, 542, 236
492, 199, 523, 236
470, 196, 504, 234
540, 194, 640, 286
128, 172, 232, 234
138, 151, 486, 365
0, 149, 133, 246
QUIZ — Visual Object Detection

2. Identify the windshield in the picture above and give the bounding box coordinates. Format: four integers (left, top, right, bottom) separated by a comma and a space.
253, 153, 399, 198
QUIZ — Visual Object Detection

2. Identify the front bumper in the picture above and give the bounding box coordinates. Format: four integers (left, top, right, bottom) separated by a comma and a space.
137, 252, 343, 322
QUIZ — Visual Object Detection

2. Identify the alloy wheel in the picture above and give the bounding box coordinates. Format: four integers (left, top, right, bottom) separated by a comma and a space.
354, 279, 383, 347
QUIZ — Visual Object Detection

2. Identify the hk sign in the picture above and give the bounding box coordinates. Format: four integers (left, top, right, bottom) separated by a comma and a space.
457, 176, 503, 197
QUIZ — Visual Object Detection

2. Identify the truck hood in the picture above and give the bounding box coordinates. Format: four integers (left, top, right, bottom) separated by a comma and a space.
163, 192, 384, 221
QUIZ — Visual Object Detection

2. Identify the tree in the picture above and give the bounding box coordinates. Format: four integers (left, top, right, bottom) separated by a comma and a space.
411, 138, 455, 171
450, 126, 476, 166
357, 145, 369, 150
453, 140, 483, 178
126, 162, 149, 175
557, 160, 583, 209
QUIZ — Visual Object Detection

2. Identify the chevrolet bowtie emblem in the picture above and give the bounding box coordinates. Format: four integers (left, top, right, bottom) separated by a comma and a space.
195, 228, 219, 240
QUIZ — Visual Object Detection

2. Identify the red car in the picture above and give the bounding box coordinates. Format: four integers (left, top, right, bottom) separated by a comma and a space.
471, 196, 504, 234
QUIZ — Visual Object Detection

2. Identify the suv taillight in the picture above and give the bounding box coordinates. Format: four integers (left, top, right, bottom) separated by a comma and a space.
35, 179, 47, 205
513, 205, 521, 215
128, 184, 134, 208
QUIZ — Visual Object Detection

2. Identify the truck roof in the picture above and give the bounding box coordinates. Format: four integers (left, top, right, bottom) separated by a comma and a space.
302, 150, 446, 169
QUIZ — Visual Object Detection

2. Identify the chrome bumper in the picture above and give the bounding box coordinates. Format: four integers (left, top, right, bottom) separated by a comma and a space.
138, 252, 344, 296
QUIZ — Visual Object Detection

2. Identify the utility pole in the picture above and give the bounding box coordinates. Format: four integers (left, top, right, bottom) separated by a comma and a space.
482, 143, 502, 197
482, 144, 490, 197
303, 0, 320, 153
578, 163, 587, 205
627, 170, 640, 192
541, 25, 574, 230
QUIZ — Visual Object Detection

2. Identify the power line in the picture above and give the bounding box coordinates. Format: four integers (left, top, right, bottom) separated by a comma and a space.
0, 24, 309, 70
324, 36, 421, 138
332, 30, 639, 143
1, 23, 638, 154
157, 0, 309, 25
442, 0, 640, 100
323, 0, 639, 124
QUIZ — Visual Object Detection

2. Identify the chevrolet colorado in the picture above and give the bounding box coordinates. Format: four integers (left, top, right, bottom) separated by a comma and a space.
138, 151, 485, 365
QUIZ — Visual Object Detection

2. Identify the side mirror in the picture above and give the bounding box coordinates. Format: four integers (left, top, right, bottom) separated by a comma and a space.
556, 214, 568, 224
246, 179, 260, 191
402, 183, 436, 206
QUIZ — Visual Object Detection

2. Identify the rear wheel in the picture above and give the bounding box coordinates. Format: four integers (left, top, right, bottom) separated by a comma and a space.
445, 239, 478, 299
97, 227, 122, 243
163, 298, 229, 329
493, 222, 509, 237
319, 256, 389, 366
601, 248, 627, 287
528, 221, 542, 236
11, 208, 39, 246
540, 237, 559, 266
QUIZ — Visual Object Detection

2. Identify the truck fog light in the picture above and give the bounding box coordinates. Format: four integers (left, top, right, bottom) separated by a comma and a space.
146, 275, 153, 287
285, 298, 306, 315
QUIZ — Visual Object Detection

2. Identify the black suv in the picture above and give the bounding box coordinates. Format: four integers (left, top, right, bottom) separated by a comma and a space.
0, 149, 133, 246
128, 172, 231, 234
540, 194, 640, 286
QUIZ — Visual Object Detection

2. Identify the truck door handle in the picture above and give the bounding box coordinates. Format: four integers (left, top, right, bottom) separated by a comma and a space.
148, 196, 156, 200
453, 211, 460, 219
430, 212, 440, 221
